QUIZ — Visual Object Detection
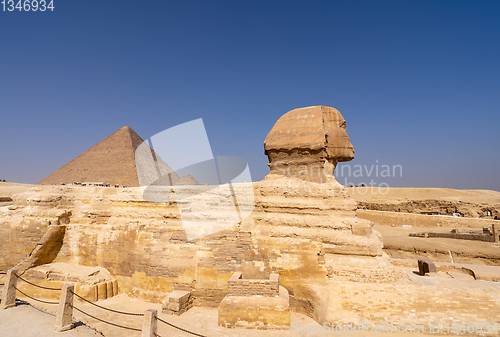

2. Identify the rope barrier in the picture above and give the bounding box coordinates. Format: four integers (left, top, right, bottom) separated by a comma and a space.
14, 286, 59, 305
71, 304, 142, 332
157, 316, 207, 337
8, 272, 205, 337
16, 274, 62, 291
71, 290, 144, 316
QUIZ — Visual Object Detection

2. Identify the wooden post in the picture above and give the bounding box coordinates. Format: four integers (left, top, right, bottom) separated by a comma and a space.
55, 285, 74, 332
493, 224, 499, 243
0, 269, 18, 310
142, 309, 157, 337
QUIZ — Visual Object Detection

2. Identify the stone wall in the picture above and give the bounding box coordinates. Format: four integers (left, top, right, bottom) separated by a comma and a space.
425, 231, 497, 242
357, 209, 497, 228
227, 272, 279, 297
218, 285, 290, 330
0, 185, 331, 314
0, 216, 51, 271
219, 273, 290, 329
355, 199, 500, 219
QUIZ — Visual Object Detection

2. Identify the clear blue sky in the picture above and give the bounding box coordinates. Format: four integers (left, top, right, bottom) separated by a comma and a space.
1, 1, 499, 190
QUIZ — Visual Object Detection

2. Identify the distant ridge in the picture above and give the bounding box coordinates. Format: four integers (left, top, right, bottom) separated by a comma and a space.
38, 126, 180, 187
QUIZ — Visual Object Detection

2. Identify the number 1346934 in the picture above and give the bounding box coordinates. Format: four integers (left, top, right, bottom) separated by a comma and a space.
2, 0, 54, 11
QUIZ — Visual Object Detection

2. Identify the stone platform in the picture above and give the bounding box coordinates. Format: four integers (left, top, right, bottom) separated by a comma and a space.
218, 272, 290, 329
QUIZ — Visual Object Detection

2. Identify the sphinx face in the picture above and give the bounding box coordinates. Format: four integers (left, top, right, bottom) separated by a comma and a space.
324, 111, 355, 162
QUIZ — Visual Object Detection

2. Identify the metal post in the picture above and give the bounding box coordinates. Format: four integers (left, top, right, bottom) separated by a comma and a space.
0, 269, 18, 310
142, 309, 157, 337
55, 285, 74, 332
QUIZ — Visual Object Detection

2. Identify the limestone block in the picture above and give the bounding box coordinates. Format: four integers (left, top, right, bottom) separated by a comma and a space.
98, 282, 107, 300
106, 281, 114, 297
112, 279, 118, 296
418, 259, 437, 276
162, 290, 192, 315
20, 263, 117, 302
218, 286, 290, 329
351, 224, 373, 236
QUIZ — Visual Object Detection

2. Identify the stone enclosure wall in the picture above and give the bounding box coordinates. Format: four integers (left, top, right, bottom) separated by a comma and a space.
357, 209, 498, 228
227, 272, 279, 297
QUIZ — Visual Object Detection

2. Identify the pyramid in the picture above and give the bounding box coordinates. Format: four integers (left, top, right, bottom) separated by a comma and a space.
38, 126, 180, 187
174, 174, 199, 186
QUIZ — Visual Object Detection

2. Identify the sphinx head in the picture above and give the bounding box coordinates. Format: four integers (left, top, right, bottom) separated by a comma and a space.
264, 105, 354, 182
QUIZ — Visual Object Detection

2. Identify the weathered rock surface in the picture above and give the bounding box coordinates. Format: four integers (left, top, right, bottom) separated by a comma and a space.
350, 187, 500, 218
14, 212, 70, 274
0, 182, 32, 206
19, 263, 118, 301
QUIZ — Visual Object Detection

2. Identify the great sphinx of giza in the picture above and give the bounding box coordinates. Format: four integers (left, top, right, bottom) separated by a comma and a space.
236, 105, 390, 322
248, 105, 383, 257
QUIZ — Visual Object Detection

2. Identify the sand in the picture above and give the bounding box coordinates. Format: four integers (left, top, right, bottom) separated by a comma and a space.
0, 293, 448, 337
0, 182, 33, 206
348, 186, 500, 204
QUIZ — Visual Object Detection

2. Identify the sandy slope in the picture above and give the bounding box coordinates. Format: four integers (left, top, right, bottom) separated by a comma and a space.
0, 182, 33, 198
348, 187, 500, 204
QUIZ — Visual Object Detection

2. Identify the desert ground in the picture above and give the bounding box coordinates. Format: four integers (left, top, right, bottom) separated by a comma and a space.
0, 292, 457, 337
1, 183, 499, 336
0, 182, 32, 206
347, 186, 500, 264
348, 186, 500, 205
